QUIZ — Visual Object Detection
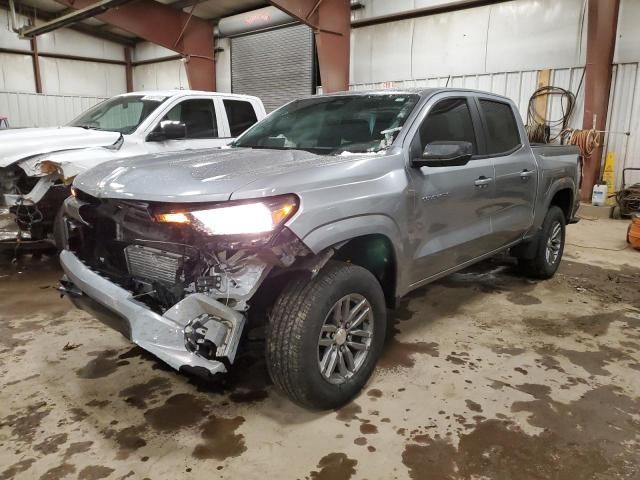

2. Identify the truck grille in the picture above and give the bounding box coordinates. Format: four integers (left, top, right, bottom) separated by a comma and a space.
124, 245, 184, 284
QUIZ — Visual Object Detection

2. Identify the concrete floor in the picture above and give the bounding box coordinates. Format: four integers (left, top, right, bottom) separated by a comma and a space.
0, 218, 639, 480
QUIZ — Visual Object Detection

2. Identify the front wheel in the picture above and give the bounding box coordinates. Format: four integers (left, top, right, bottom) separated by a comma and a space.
52, 206, 66, 251
517, 206, 566, 279
266, 261, 387, 410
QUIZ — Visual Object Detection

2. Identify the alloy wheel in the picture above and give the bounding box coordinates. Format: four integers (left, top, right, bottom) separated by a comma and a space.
317, 294, 374, 385
545, 221, 562, 265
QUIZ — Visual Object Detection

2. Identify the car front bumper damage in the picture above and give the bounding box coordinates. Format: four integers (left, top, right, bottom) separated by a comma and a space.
59, 249, 246, 376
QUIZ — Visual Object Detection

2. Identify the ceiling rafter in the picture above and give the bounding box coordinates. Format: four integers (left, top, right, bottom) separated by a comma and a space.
19, 0, 134, 37
0, 0, 138, 45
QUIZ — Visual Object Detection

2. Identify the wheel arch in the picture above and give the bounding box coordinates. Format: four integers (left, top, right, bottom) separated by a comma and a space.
527, 179, 575, 238
299, 215, 406, 307
548, 187, 574, 222
333, 234, 398, 308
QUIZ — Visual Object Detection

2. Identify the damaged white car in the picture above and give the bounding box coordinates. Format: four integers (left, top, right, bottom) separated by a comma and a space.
0, 90, 265, 252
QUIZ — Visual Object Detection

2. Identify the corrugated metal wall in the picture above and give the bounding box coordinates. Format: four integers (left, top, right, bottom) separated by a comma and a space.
351, 0, 477, 21
133, 60, 189, 91
0, 92, 105, 128
350, 67, 586, 129
132, 42, 189, 92
350, 0, 587, 85
0, 8, 124, 127
604, 63, 640, 189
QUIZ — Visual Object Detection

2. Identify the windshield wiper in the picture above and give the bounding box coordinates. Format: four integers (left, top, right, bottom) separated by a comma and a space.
234, 145, 332, 154
75, 125, 103, 131
235, 145, 286, 150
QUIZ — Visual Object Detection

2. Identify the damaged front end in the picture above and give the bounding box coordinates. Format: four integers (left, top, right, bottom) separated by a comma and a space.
58, 189, 313, 375
0, 136, 123, 250
0, 160, 71, 248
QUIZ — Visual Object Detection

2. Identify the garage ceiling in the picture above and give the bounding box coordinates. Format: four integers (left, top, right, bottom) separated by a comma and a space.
5, 0, 270, 45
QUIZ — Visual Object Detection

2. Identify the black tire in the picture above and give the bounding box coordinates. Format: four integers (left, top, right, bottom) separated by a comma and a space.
52, 205, 65, 252
517, 206, 566, 279
266, 261, 387, 410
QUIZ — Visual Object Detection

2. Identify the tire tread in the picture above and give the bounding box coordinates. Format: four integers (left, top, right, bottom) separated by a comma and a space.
266, 261, 385, 409
518, 206, 566, 279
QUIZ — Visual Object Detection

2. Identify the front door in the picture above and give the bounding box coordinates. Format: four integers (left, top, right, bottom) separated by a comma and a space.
475, 97, 538, 246
406, 95, 497, 285
146, 98, 230, 153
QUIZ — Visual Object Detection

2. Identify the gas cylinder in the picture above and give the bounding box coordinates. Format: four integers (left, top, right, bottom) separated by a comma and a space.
628, 214, 640, 250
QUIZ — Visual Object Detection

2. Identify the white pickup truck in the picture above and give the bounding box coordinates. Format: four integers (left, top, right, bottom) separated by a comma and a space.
0, 90, 266, 251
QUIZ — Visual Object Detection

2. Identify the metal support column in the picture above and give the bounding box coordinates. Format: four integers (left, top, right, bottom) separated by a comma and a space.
270, 0, 350, 93
124, 46, 133, 93
30, 37, 43, 94
581, 0, 620, 201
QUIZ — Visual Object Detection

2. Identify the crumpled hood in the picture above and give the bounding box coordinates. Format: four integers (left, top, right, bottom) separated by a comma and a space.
73, 147, 375, 203
0, 127, 121, 168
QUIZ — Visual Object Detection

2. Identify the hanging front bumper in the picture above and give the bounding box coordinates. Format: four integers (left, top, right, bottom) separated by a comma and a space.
59, 249, 246, 376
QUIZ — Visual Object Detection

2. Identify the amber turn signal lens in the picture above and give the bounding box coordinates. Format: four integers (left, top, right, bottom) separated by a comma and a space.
156, 212, 190, 224
271, 203, 296, 225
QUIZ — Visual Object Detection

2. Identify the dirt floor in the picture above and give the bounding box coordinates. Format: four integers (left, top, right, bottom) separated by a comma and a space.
0, 217, 638, 480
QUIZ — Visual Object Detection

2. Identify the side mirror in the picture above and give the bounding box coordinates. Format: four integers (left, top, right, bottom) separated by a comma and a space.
412, 141, 473, 168
147, 120, 187, 142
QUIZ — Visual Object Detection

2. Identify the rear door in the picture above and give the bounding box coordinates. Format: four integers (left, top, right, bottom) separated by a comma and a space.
475, 97, 538, 246
219, 97, 261, 140
406, 94, 496, 284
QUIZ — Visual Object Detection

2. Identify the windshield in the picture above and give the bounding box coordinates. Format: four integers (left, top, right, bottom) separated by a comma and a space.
69, 95, 169, 134
233, 94, 420, 154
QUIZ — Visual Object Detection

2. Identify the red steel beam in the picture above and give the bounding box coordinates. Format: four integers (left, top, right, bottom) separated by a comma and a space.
55, 0, 215, 91
270, 0, 350, 93
0, 47, 127, 65
30, 37, 43, 94
581, 0, 620, 201
124, 46, 133, 92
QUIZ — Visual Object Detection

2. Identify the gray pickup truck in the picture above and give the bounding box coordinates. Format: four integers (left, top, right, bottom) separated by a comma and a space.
58, 89, 580, 409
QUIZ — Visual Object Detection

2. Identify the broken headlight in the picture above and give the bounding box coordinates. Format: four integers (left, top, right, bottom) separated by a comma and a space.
154, 194, 299, 237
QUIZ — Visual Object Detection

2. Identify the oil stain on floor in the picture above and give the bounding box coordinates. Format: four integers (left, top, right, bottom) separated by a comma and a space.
0, 238, 639, 479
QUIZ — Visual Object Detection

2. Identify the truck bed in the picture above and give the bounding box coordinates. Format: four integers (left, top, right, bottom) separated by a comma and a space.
530, 144, 581, 157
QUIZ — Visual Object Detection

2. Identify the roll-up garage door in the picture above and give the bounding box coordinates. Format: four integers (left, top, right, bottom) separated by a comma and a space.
231, 24, 314, 112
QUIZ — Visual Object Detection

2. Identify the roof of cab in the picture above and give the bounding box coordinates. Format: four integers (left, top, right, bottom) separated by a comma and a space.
321, 87, 512, 102
115, 90, 261, 102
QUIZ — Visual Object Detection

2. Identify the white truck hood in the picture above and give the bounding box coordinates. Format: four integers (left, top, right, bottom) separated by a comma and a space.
0, 126, 121, 168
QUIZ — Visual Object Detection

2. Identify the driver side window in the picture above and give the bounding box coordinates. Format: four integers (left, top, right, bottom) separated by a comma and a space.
417, 98, 478, 154
159, 99, 218, 139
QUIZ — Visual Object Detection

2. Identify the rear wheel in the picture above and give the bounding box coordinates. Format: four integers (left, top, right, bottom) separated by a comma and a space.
517, 206, 566, 279
266, 261, 386, 410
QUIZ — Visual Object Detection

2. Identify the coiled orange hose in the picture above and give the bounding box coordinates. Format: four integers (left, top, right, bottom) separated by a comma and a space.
560, 128, 601, 158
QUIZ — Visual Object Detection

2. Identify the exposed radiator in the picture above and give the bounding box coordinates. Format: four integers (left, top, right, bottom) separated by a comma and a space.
124, 245, 183, 284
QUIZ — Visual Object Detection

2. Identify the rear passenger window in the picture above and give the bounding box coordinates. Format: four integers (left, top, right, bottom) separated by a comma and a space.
418, 98, 477, 154
479, 100, 521, 154
224, 100, 258, 137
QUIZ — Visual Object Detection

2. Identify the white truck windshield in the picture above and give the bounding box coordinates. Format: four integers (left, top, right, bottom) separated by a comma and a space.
69, 95, 169, 134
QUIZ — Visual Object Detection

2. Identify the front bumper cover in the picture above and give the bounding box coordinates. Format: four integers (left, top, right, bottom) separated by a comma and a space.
59, 249, 246, 375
